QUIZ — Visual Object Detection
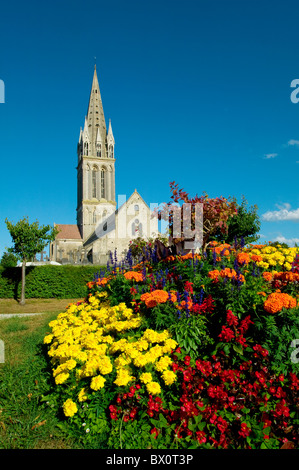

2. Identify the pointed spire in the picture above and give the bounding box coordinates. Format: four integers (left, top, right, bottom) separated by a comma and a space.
107, 119, 115, 143
86, 66, 107, 155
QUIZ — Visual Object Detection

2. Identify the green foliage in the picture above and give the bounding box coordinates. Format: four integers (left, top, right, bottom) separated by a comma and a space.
5, 216, 58, 262
213, 195, 261, 245
0, 251, 18, 268
0, 265, 106, 299
129, 234, 168, 260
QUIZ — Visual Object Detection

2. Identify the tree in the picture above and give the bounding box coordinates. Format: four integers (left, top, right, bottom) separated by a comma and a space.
5, 216, 58, 305
154, 182, 238, 251
0, 251, 18, 268
212, 195, 261, 246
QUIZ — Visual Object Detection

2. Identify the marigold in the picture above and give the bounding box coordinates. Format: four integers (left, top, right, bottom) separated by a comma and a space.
262, 272, 273, 282
63, 399, 78, 417
141, 290, 170, 308
146, 381, 161, 395
140, 372, 153, 384
161, 370, 177, 385
237, 252, 250, 265
264, 292, 297, 314
124, 271, 144, 282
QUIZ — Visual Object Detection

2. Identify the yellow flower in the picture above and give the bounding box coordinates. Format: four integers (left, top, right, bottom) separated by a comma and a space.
63, 399, 78, 417
146, 381, 161, 395
114, 368, 134, 387
162, 370, 177, 386
43, 334, 53, 344
55, 372, 70, 385
155, 356, 172, 372
78, 387, 88, 402
139, 372, 153, 384
90, 374, 106, 390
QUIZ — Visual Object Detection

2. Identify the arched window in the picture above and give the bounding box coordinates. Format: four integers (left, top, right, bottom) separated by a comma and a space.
92, 168, 97, 198
101, 169, 105, 198
134, 204, 139, 212
97, 144, 101, 157
108, 144, 114, 158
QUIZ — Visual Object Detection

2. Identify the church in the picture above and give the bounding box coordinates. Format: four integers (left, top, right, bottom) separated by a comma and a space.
50, 66, 158, 265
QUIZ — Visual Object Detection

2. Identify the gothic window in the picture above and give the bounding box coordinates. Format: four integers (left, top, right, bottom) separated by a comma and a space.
97, 144, 101, 157
92, 168, 97, 198
101, 169, 105, 198
84, 142, 89, 156
134, 204, 139, 212
108, 144, 114, 158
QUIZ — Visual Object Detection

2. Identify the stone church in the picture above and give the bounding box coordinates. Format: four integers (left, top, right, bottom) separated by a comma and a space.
50, 66, 158, 265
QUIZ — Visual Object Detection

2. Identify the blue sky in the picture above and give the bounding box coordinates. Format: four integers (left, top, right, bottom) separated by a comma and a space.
1, 0, 299, 257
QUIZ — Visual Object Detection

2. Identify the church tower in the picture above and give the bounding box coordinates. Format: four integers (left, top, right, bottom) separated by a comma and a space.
77, 66, 116, 240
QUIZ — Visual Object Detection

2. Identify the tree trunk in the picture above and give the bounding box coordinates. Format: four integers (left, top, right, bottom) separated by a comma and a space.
19, 260, 26, 305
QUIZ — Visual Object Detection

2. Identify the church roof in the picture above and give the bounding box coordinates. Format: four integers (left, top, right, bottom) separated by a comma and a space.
55, 224, 82, 240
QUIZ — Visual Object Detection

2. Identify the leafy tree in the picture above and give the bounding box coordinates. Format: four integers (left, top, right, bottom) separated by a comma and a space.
5, 216, 58, 305
0, 251, 18, 268
154, 181, 238, 251
212, 195, 261, 246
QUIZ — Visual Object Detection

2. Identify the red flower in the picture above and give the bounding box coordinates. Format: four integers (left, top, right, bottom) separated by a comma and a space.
184, 355, 191, 366
196, 430, 206, 444
239, 422, 251, 438
183, 369, 193, 382
235, 334, 247, 348
226, 309, 238, 327
150, 427, 159, 439
184, 281, 194, 293
253, 344, 269, 357
219, 325, 234, 342
239, 315, 253, 334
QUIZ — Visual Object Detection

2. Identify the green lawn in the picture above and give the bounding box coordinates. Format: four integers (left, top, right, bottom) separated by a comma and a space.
0, 311, 82, 449
0, 298, 81, 315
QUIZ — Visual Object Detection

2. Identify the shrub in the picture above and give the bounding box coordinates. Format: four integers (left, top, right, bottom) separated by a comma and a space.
0, 265, 106, 299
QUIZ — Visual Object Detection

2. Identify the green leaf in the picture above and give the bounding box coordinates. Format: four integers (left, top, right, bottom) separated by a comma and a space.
233, 343, 243, 354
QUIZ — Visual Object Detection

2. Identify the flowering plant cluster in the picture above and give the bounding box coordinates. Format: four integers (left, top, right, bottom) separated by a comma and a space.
43, 238, 299, 449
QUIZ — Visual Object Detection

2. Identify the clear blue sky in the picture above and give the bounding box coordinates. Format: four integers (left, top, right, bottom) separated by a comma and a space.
1, 0, 299, 258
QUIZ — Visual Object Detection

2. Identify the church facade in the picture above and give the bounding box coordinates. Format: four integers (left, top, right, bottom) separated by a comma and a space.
50, 66, 158, 265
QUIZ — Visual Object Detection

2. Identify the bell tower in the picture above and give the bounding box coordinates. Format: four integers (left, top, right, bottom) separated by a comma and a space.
77, 66, 116, 240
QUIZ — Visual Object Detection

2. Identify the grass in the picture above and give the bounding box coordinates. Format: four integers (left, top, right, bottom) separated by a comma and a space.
0, 310, 82, 449
0, 298, 81, 315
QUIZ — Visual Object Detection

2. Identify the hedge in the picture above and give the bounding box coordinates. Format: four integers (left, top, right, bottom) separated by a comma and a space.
0, 265, 106, 299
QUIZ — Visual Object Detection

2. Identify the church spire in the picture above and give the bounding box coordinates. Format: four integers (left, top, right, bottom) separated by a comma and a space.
86, 65, 107, 156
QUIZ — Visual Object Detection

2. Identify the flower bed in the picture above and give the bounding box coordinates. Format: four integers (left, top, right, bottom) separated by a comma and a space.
43, 242, 299, 449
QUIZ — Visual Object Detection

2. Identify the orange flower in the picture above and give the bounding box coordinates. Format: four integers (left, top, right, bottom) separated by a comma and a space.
96, 277, 109, 286
262, 272, 273, 282
180, 253, 202, 261
86, 281, 95, 289
208, 268, 245, 284
250, 254, 263, 263
237, 252, 250, 265
208, 270, 221, 281
257, 291, 267, 297
124, 271, 143, 282
273, 272, 299, 283
219, 268, 237, 278
214, 243, 231, 255
178, 299, 193, 310
141, 289, 170, 308
264, 292, 297, 314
